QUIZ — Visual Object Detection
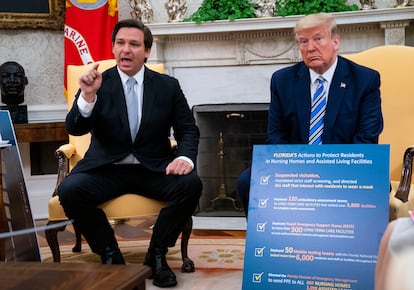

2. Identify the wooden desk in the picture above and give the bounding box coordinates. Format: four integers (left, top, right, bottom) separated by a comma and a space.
13, 122, 68, 143
0, 262, 152, 290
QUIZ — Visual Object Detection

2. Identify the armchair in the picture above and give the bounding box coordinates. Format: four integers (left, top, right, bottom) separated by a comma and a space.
344, 45, 414, 220
45, 60, 195, 272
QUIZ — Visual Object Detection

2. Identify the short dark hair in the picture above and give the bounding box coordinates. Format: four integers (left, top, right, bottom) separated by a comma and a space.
111, 19, 153, 49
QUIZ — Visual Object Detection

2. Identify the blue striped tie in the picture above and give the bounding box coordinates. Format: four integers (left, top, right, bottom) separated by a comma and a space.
309, 77, 326, 145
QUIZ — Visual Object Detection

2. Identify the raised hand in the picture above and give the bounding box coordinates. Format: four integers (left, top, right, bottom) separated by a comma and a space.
79, 63, 102, 103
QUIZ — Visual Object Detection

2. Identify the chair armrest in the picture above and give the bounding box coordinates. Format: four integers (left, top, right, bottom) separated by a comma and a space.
394, 146, 414, 202
57, 143, 76, 159
52, 143, 76, 196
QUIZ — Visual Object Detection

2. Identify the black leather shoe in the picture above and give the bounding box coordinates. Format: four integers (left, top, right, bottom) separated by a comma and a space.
144, 248, 177, 288
100, 247, 125, 264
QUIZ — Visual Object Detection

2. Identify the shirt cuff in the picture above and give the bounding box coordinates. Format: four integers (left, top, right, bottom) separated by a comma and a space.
177, 156, 194, 169
77, 93, 97, 118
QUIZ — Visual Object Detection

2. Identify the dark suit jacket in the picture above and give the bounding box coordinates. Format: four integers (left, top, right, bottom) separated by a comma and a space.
66, 66, 199, 173
267, 56, 383, 144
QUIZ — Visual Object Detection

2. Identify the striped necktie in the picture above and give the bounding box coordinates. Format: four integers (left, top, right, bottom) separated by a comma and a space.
125, 77, 139, 139
309, 77, 326, 145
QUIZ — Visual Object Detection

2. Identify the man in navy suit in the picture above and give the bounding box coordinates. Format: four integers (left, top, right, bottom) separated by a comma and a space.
58, 19, 202, 288
237, 13, 383, 217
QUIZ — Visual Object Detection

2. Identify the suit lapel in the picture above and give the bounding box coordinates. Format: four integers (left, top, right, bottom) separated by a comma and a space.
324, 57, 349, 140
105, 67, 131, 138
138, 68, 157, 135
295, 64, 312, 143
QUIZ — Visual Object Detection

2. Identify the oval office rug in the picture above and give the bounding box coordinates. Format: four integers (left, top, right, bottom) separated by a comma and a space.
40, 237, 245, 270
36, 216, 246, 270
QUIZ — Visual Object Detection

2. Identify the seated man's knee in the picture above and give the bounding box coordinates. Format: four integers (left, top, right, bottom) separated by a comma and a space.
190, 174, 203, 194
57, 175, 87, 211
171, 173, 202, 204
178, 171, 201, 191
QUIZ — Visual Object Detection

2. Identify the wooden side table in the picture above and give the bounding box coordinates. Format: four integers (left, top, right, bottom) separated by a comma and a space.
14, 122, 68, 143
0, 262, 152, 290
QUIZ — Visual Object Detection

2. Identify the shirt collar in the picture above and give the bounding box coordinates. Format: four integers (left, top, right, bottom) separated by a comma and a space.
309, 57, 338, 84
117, 65, 145, 87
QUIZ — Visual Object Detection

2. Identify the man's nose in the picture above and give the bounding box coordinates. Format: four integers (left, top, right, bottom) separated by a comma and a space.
123, 43, 133, 52
8, 74, 16, 82
307, 40, 317, 50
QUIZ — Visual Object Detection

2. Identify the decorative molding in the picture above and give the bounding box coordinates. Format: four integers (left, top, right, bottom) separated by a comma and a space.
27, 104, 67, 123
148, 7, 414, 36
380, 19, 410, 28
240, 39, 295, 64
339, 24, 379, 33
381, 20, 411, 45
167, 29, 293, 43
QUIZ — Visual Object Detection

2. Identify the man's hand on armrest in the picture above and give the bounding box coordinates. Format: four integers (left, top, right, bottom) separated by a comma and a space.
56, 143, 76, 159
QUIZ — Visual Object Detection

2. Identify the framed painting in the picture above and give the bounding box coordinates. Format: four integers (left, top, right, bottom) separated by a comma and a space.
0, 0, 64, 30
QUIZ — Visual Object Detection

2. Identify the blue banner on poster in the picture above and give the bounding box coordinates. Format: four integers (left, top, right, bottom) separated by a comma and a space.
242, 144, 389, 290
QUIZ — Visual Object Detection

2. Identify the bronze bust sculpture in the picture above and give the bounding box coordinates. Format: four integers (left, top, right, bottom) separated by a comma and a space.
0, 61, 28, 105
0, 61, 28, 123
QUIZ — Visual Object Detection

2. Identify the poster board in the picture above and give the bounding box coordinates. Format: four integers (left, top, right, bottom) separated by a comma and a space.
0, 110, 41, 261
242, 144, 389, 290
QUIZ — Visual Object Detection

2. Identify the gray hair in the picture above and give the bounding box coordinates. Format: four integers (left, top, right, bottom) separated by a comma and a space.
294, 13, 338, 38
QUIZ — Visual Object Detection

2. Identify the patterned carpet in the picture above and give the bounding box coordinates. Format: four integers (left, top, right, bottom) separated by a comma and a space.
36, 217, 246, 269
35, 217, 246, 289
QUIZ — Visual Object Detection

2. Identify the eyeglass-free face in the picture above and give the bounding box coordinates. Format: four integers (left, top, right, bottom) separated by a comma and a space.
296, 24, 340, 75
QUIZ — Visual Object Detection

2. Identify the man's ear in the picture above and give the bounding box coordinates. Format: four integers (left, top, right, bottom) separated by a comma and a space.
332, 35, 340, 52
24, 76, 28, 85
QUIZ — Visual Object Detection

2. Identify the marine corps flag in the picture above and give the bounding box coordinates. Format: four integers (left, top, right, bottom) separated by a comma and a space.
64, 0, 118, 97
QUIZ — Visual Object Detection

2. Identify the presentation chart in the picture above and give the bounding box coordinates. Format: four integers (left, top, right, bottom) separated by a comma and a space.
242, 144, 390, 290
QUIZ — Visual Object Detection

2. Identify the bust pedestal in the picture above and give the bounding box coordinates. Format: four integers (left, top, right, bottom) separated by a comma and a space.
0, 105, 27, 124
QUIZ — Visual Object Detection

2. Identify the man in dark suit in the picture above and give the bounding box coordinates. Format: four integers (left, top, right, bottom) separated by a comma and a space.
237, 12, 383, 216
58, 19, 202, 288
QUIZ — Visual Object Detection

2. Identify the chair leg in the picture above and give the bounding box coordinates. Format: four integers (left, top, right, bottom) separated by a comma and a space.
45, 220, 67, 263
72, 222, 82, 253
180, 216, 195, 273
